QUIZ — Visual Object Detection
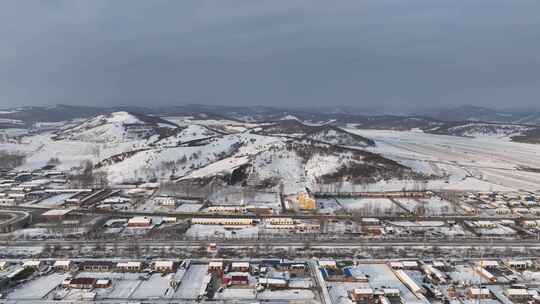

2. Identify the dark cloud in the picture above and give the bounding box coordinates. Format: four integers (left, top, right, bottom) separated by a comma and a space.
1, 0, 539, 110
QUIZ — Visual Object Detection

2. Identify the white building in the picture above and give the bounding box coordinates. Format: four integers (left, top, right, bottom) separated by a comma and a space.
191, 218, 253, 226
153, 196, 177, 207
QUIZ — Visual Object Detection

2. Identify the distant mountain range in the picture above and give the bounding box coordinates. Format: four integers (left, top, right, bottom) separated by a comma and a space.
2, 104, 540, 124
421, 105, 540, 125
3, 104, 540, 136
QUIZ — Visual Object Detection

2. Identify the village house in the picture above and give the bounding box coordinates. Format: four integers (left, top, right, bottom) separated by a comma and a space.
506, 260, 533, 270
191, 218, 253, 225
208, 261, 224, 272
207, 206, 247, 214
22, 260, 43, 269
81, 261, 114, 272
471, 221, 497, 229
476, 260, 499, 269
116, 261, 142, 272
127, 216, 152, 228
522, 220, 538, 229
389, 262, 404, 270
153, 261, 174, 273
41, 209, 74, 222
467, 288, 491, 300
95, 279, 112, 288
231, 262, 250, 272
258, 277, 288, 289
496, 207, 511, 215
245, 205, 273, 215
153, 196, 177, 207
402, 261, 419, 270
350, 288, 374, 302
505, 288, 529, 302
53, 260, 72, 271
267, 218, 295, 225
162, 217, 177, 224
277, 262, 306, 273
69, 277, 97, 289
319, 260, 337, 270
227, 272, 250, 285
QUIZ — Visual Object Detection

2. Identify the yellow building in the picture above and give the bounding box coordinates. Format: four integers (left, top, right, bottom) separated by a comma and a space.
297, 192, 316, 210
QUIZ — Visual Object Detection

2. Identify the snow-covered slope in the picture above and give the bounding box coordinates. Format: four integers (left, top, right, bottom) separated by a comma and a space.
303, 127, 375, 147
54, 111, 176, 143
438, 123, 532, 138
0, 112, 431, 192
152, 124, 220, 147
255, 119, 375, 147
179, 140, 416, 194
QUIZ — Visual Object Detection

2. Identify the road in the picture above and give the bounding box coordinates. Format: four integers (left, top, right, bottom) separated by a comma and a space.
4, 204, 540, 222
2, 238, 540, 249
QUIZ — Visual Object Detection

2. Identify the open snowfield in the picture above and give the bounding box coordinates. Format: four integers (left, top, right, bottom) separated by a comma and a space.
214, 288, 256, 300
395, 198, 422, 213
418, 197, 457, 215
173, 263, 209, 299
8, 273, 68, 300
336, 198, 401, 214
348, 129, 540, 191
355, 263, 428, 304
185, 224, 259, 239
130, 273, 172, 299
106, 279, 142, 299
257, 289, 317, 301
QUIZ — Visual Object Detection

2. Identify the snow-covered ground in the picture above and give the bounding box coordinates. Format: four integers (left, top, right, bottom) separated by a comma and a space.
354, 263, 428, 304
173, 263, 209, 299
4, 113, 540, 193
130, 273, 172, 299
185, 224, 259, 239
347, 129, 540, 191
417, 197, 457, 215
336, 198, 401, 214
8, 273, 68, 300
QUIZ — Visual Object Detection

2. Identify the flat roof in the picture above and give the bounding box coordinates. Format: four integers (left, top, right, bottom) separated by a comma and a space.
41, 209, 73, 217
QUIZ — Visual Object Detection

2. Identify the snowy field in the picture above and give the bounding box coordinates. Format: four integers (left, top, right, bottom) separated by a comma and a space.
214, 288, 256, 300
336, 198, 401, 214
8, 273, 68, 300
130, 274, 173, 299
348, 129, 540, 192
106, 279, 142, 299
175, 203, 203, 212
257, 289, 317, 301
185, 224, 259, 239
0, 245, 43, 256
316, 198, 343, 214
417, 197, 457, 215
173, 263, 209, 299
395, 198, 422, 213
354, 263, 428, 304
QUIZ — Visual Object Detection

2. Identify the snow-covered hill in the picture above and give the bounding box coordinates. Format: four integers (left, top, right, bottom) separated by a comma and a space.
152, 124, 221, 147
430, 123, 533, 139
254, 119, 375, 147
0, 111, 435, 193
54, 111, 177, 143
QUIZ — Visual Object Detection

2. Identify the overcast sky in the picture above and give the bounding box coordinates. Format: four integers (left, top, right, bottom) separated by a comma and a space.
1, 0, 540, 110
